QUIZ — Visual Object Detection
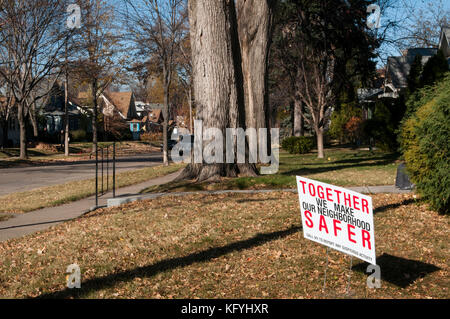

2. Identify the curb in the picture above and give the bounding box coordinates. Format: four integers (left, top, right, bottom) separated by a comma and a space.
106, 186, 414, 209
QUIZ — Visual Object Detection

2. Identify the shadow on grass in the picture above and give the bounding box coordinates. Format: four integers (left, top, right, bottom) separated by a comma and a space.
374, 198, 418, 215
352, 253, 440, 288
35, 225, 301, 299
281, 159, 396, 177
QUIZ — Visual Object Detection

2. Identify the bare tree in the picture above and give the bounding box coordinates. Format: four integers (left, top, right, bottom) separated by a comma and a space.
72, 0, 122, 153
397, 0, 449, 49
176, 36, 193, 133
123, 0, 188, 166
0, 0, 70, 159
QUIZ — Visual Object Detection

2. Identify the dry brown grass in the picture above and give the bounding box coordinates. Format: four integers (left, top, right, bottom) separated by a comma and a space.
0, 192, 447, 299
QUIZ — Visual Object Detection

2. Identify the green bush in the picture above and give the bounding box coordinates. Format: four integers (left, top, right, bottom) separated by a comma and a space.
70, 129, 88, 142
329, 99, 362, 143
281, 136, 314, 154
399, 73, 450, 214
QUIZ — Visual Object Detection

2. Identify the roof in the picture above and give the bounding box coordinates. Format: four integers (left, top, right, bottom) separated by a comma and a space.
103, 92, 134, 117
386, 48, 437, 89
357, 88, 384, 102
149, 109, 163, 122
439, 26, 450, 63
439, 26, 450, 46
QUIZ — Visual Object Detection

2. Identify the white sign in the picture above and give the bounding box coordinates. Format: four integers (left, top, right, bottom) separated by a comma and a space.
296, 176, 376, 264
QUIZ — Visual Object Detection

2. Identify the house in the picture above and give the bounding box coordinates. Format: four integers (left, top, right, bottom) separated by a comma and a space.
142, 108, 163, 132
438, 25, 450, 66
0, 96, 20, 147
77, 90, 139, 122
382, 48, 437, 98
41, 84, 83, 135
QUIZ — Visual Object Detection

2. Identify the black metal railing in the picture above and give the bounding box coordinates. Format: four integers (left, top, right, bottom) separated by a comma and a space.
95, 142, 116, 207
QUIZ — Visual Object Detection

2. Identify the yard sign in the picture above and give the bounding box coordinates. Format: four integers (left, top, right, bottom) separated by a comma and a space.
296, 176, 376, 265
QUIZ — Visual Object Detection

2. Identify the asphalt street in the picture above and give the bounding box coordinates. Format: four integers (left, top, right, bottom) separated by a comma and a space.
0, 152, 162, 196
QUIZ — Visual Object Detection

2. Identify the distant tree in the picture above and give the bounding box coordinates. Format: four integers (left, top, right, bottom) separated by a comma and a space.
123, 0, 188, 166
271, 0, 379, 158
420, 49, 449, 87
72, 0, 122, 152
398, 0, 449, 49
407, 54, 423, 93
0, 0, 71, 159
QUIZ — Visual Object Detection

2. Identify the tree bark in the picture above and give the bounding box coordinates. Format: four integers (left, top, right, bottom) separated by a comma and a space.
237, 0, 274, 133
65, 76, 70, 156
64, 44, 70, 157
1, 120, 8, 149
91, 80, 98, 154
316, 127, 324, 159
17, 102, 27, 159
162, 77, 169, 166
180, 0, 257, 182
293, 98, 303, 137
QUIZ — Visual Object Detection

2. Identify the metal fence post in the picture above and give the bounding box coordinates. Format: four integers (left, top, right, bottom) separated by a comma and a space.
95, 142, 98, 207
106, 146, 109, 192
113, 142, 116, 198
101, 147, 104, 195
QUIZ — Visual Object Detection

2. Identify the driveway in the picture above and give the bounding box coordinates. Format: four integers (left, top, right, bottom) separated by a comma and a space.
0, 152, 162, 196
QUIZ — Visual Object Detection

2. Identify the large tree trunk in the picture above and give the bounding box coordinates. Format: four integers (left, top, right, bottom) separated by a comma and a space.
64, 78, 70, 156
1, 120, 8, 149
17, 102, 27, 159
316, 127, 324, 159
237, 0, 274, 133
162, 78, 169, 166
180, 0, 257, 182
293, 97, 303, 137
28, 101, 38, 139
64, 56, 70, 156
91, 80, 98, 154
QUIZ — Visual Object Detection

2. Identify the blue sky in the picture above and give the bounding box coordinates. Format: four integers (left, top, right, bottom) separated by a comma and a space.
375, 0, 450, 67
108, 0, 450, 82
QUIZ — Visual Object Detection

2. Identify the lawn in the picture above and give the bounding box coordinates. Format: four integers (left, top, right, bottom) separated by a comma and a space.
0, 191, 447, 299
0, 163, 184, 214
143, 148, 400, 193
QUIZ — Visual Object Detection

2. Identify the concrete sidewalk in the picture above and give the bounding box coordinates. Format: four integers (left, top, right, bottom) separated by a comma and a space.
0, 170, 181, 242
0, 179, 412, 242
106, 185, 413, 208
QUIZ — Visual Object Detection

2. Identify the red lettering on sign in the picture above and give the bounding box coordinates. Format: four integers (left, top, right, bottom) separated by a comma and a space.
319, 215, 329, 234
334, 190, 342, 204
299, 180, 307, 194
326, 188, 333, 202
362, 198, 369, 214
309, 183, 316, 196
344, 192, 352, 208
347, 224, 357, 244
333, 219, 341, 237
317, 185, 325, 199
353, 196, 360, 211
362, 230, 371, 250
304, 210, 313, 228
